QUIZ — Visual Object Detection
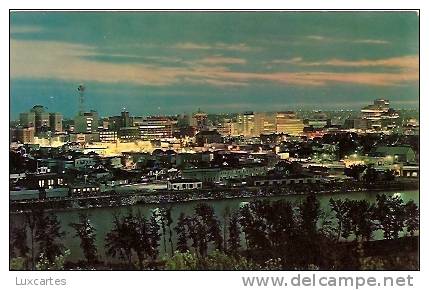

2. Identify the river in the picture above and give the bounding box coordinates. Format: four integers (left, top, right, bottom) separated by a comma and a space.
10, 189, 419, 262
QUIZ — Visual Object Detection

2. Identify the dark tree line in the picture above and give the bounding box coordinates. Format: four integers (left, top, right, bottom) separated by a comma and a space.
11, 193, 419, 270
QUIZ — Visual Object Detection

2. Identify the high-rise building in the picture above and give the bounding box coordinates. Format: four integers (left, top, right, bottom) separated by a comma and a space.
217, 119, 233, 136
192, 110, 208, 131
30, 105, 50, 134
74, 110, 99, 133
16, 127, 35, 144
108, 115, 122, 132
236, 112, 255, 136
19, 112, 35, 128
49, 113, 63, 132
121, 111, 132, 127
254, 112, 276, 136
139, 116, 173, 140
360, 99, 399, 130
275, 111, 304, 135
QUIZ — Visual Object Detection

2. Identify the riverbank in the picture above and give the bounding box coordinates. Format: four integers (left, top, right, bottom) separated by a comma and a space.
10, 178, 418, 213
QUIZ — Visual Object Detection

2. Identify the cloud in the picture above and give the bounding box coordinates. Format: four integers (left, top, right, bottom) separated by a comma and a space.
304, 35, 390, 45
10, 25, 44, 34
201, 70, 417, 87
173, 42, 254, 52
306, 35, 326, 41
195, 56, 247, 65
298, 55, 418, 70
10, 39, 182, 86
270, 57, 303, 65
10, 39, 418, 89
353, 39, 390, 45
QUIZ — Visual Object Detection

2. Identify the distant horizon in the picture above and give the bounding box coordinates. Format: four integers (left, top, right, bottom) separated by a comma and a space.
10, 100, 419, 121
10, 11, 419, 119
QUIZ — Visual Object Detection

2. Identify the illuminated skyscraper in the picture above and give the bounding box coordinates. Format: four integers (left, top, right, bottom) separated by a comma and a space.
49, 113, 63, 132
275, 111, 304, 135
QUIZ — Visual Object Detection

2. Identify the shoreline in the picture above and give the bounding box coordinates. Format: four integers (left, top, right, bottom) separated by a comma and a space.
10, 181, 419, 214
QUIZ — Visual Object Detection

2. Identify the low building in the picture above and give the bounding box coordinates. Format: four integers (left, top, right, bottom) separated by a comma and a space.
69, 183, 101, 196
25, 172, 65, 190
74, 157, 97, 170
249, 174, 322, 186
182, 165, 268, 183
119, 127, 140, 141
167, 178, 202, 191
174, 152, 213, 167
195, 130, 222, 146
401, 165, 419, 177
99, 130, 118, 142
371, 146, 416, 164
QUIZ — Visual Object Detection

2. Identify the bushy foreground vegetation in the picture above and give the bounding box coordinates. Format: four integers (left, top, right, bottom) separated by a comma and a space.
10, 193, 419, 270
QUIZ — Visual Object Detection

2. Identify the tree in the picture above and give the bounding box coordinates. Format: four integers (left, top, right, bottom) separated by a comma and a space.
148, 209, 161, 260
404, 200, 419, 236
24, 209, 42, 270
363, 166, 379, 184
11, 226, 29, 258
298, 193, 322, 266
222, 206, 231, 251
159, 208, 168, 255
344, 165, 366, 180
329, 198, 352, 241
175, 212, 189, 253
299, 193, 321, 239
267, 200, 295, 248
383, 170, 396, 182
132, 211, 150, 269
69, 213, 98, 265
164, 207, 174, 256
35, 213, 65, 264
189, 203, 223, 256
227, 212, 241, 256
347, 200, 375, 241
238, 200, 270, 251
105, 213, 134, 267
373, 194, 406, 239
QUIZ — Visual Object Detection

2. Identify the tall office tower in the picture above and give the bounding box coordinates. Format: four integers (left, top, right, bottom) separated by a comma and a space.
254, 112, 276, 135
19, 111, 36, 128
217, 118, 233, 136
16, 127, 35, 144
49, 112, 63, 132
100, 117, 110, 130
139, 116, 173, 140
192, 109, 208, 131
30, 105, 50, 134
74, 110, 99, 133
236, 111, 255, 137
121, 111, 132, 127
275, 111, 304, 135
108, 115, 123, 132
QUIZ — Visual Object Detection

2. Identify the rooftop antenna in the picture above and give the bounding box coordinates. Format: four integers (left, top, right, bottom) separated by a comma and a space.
77, 84, 85, 115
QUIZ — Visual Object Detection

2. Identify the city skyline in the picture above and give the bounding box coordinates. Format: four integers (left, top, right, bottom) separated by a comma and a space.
10, 11, 419, 118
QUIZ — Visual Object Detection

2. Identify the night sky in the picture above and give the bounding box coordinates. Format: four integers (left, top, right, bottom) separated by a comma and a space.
10, 11, 419, 118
